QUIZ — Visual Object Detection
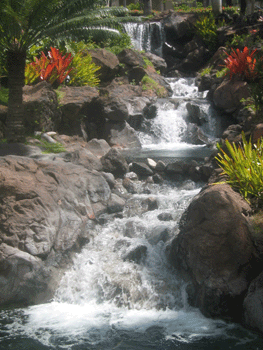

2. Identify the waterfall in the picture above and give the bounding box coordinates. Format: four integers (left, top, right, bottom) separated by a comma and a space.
123, 22, 165, 57
0, 77, 259, 350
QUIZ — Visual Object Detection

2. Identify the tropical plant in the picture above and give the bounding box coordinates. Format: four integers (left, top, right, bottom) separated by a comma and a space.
194, 14, 218, 52
25, 47, 73, 87
216, 132, 263, 201
66, 42, 101, 87
0, 0, 132, 142
223, 47, 258, 81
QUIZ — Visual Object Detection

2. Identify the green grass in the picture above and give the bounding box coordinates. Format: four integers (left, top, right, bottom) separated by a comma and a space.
0, 87, 8, 106
41, 140, 66, 154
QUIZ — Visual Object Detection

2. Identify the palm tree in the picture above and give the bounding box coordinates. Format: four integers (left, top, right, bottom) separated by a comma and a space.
0, 0, 130, 142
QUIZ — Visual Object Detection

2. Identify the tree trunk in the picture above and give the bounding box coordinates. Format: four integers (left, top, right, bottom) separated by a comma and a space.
143, 0, 152, 15
212, 0, 222, 15
6, 50, 26, 143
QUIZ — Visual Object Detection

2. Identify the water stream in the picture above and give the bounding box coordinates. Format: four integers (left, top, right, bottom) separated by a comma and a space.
0, 78, 262, 349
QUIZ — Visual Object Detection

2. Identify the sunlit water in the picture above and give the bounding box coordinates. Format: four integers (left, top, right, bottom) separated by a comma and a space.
0, 78, 262, 349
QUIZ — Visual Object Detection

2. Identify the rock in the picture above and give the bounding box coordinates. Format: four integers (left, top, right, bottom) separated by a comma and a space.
88, 48, 119, 82
155, 160, 166, 172
0, 155, 114, 306
165, 161, 187, 175
23, 81, 60, 134
101, 148, 129, 178
213, 79, 250, 113
86, 138, 111, 158
122, 244, 147, 263
143, 52, 167, 74
127, 97, 154, 129
56, 85, 99, 137
131, 162, 153, 177
158, 212, 173, 221
163, 12, 197, 44
124, 172, 138, 181
147, 225, 170, 245
152, 173, 164, 184
144, 197, 158, 211
198, 74, 213, 92
104, 121, 141, 149
101, 172, 116, 189
41, 133, 57, 144
243, 272, 263, 333
62, 148, 102, 171
252, 123, 263, 144
222, 124, 243, 142
118, 48, 145, 68
107, 193, 126, 214
97, 96, 129, 122
182, 123, 210, 145
122, 177, 137, 194
169, 184, 255, 319
147, 158, 157, 169
186, 102, 207, 126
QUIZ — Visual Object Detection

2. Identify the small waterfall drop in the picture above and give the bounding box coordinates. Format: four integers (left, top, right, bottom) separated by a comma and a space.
123, 22, 165, 57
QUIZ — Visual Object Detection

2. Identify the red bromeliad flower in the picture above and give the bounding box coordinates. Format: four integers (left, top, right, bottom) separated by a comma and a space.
29, 47, 73, 86
224, 46, 258, 80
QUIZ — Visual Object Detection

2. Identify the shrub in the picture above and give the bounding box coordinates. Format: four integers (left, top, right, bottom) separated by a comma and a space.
216, 132, 263, 201
64, 42, 101, 87
0, 86, 8, 106
194, 14, 218, 51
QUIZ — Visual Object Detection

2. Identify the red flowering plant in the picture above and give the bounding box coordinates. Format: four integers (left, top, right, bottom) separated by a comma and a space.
223, 46, 258, 81
25, 47, 73, 87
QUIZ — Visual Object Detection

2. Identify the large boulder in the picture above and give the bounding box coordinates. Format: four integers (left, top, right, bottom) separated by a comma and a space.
101, 148, 129, 177
0, 155, 122, 306
213, 79, 250, 113
23, 82, 60, 133
169, 184, 256, 320
243, 272, 263, 333
88, 48, 119, 83
56, 85, 99, 137
104, 120, 141, 149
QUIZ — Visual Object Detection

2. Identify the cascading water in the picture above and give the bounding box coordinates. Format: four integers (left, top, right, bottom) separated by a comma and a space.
0, 78, 261, 350
123, 22, 165, 57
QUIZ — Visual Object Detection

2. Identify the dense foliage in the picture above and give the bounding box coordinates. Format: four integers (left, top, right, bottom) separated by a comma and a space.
0, 0, 133, 141
216, 133, 263, 202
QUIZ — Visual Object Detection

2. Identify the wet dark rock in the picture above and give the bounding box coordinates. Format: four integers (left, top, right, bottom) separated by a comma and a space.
147, 225, 171, 245
169, 184, 255, 320
158, 212, 173, 221
104, 120, 141, 149
243, 272, 263, 334
122, 177, 137, 194
107, 193, 126, 214
144, 197, 158, 211
101, 148, 129, 178
101, 172, 116, 189
122, 244, 148, 263
165, 161, 188, 175
153, 173, 164, 184
131, 162, 153, 177
88, 48, 119, 83
186, 102, 208, 126
182, 123, 210, 145
155, 160, 166, 172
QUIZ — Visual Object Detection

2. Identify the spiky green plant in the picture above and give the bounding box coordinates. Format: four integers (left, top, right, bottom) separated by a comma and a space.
216, 132, 263, 200
0, 0, 134, 142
